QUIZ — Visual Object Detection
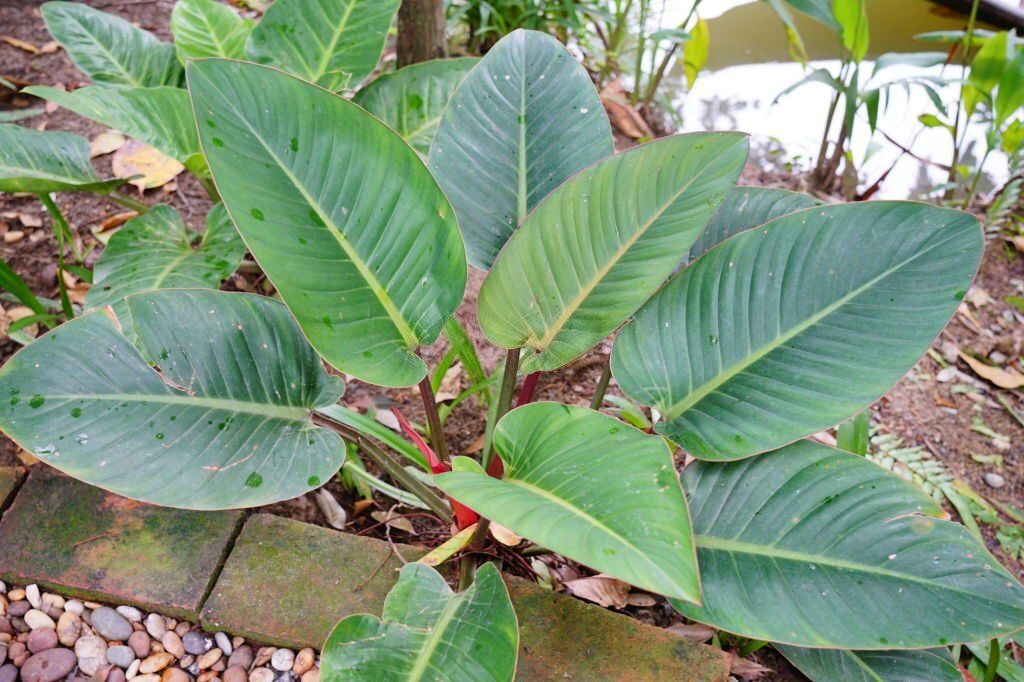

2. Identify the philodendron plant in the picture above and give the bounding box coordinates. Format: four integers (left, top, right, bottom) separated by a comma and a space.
1, 25, 1021, 680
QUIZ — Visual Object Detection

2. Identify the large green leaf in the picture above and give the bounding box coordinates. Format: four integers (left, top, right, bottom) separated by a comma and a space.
0, 289, 346, 509
776, 645, 961, 682
672, 440, 1024, 647
0, 124, 123, 194
435, 402, 698, 601
170, 0, 253, 62
188, 60, 466, 388
322, 563, 518, 681
353, 58, 479, 158
478, 133, 748, 374
687, 186, 821, 263
24, 85, 206, 175
41, 2, 182, 88
612, 202, 982, 461
780, 0, 840, 30
246, 0, 400, 91
84, 204, 245, 312
429, 29, 614, 270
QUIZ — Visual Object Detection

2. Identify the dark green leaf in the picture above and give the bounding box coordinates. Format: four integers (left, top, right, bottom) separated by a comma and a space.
776, 645, 961, 681
0, 124, 123, 194
170, 0, 253, 62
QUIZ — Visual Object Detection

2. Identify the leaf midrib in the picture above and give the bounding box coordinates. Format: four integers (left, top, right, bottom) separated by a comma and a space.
45, 392, 312, 421
406, 592, 466, 680
68, 12, 146, 87
663, 227, 959, 420
312, 0, 358, 86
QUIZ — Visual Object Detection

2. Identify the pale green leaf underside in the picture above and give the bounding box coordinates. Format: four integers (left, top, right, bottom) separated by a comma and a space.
84, 204, 246, 312
354, 58, 479, 158
171, 0, 252, 63
322, 563, 518, 681
435, 402, 698, 601
24, 85, 206, 174
687, 186, 822, 263
672, 440, 1024, 648
0, 290, 346, 509
41, 1, 182, 88
613, 201, 982, 460
479, 133, 748, 373
0, 124, 122, 195
776, 645, 961, 682
429, 29, 614, 270
188, 60, 466, 388
246, 0, 400, 91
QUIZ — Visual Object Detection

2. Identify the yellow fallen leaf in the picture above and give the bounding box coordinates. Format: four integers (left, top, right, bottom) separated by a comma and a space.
960, 351, 1024, 389
89, 131, 126, 158
417, 524, 477, 567
489, 522, 522, 547
111, 139, 183, 192
1, 36, 40, 54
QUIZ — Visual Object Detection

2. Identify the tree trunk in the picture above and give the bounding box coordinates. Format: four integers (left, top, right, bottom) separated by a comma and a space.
397, 0, 447, 68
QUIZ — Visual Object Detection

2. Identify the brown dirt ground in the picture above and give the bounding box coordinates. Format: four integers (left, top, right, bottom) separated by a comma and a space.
2, 2, 1022, 678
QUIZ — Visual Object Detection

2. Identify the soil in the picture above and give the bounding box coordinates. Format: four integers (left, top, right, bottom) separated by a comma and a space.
0, 2, 1021, 679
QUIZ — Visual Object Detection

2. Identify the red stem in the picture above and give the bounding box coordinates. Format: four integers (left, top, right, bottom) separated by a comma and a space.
515, 371, 540, 407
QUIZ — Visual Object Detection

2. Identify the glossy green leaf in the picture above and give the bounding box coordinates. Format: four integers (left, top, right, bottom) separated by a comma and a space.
171, 0, 253, 62
612, 202, 981, 461
682, 18, 709, 88
834, 0, 869, 61
687, 186, 821, 263
322, 563, 518, 681
776, 645, 961, 682
435, 402, 699, 601
0, 124, 123, 195
779, 0, 840, 30
84, 204, 245, 312
246, 0, 400, 91
188, 60, 466, 388
24, 85, 206, 175
996, 48, 1024, 126
672, 440, 1024, 647
479, 133, 747, 374
429, 29, 614, 269
41, 1, 182, 88
353, 58, 479, 158
0, 289, 346, 509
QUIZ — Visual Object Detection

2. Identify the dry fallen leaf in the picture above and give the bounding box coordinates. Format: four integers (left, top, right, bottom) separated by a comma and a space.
112, 139, 183, 192
967, 287, 992, 307
489, 522, 523, 547
352, 498, 375, 516
1, 36, 41, 54
959, 351, 1024, 389
89, 131, 126, 158
3, 211, 42, 229
730, 655, 772, 680
666, 623, 717, 641
374, 408, 400, 432
39, 41, 60, 55
625, 592, 658, 607
564, 574, 631, 608
91, 210, 138, 245
3, 230, 24, 244
315, 488, 347, 529
600, 79, 654, 140
371, 510, 416, 535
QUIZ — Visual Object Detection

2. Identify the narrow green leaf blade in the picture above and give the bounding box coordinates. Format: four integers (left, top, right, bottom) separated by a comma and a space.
353, 58, 479, 158
479, 133, 748, 373
776, 645, 961, 682
84, 204, 246, 312
322, 563, 518, 681
0, 124, 122, 194
41, 1, 182, 88
0, 290, 346, 509
435, 402, 699, 601
188, 59, 466, 388
613, 202, 982, 460
429, 29, 614, 270
246, 0, 400, 91
171, 0, 253, 62
24, 85, 205, 173
687, 186, 821, 263
673, 440, 1024, 647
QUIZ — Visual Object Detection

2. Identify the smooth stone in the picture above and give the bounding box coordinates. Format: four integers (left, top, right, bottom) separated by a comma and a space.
25, 585, 40, 610
139, 652, 175, 674
249, 669, 274, 682
116, 607, 142, 623
133, 675, 161, 682
107, 645, 136, 669
270, 650, 294, 673
985, 472, 1006, 488
182, 632, 211, 656
291, 649, 314, 676
27, 627, 57, 653
109, 668, 127, 682
126, 659, 141, 680
0, 664, 15, 682
224, 666, 248, 682
56, 612, 81, 647
161, 632, 184, 658
273, 671, 296, 682
196, 649, 222, 670
92, 607, 134, 642
0, 643, 6, 666
144, 615, 165, 640
128, 631, 151, 659
24, 610, 56, 630
228, 645, 253, 671
75, 635, 108, 676
21, 648, 77, 682
299, 670, 318, 682
64, 601, 84, 616
8, 602, 28, 618
215, 631, 232, 656
161, 669, 189, 682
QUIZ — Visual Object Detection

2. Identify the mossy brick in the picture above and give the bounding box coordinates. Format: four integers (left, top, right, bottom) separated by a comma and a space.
0, 468, 243, 619
0, 466, 24, 513
202, 514, 730, 680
